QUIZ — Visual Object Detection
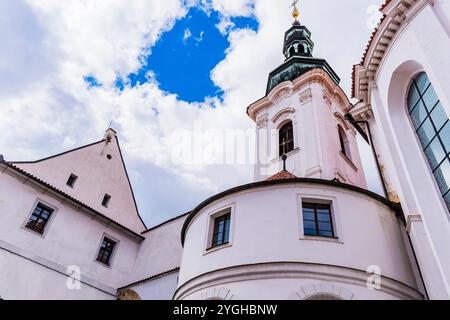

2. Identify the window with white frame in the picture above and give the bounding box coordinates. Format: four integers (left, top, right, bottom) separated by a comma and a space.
208, 209, 232, 250
96, 236, 117, 266
25, 202, 54, 235
302, 202, 335, 238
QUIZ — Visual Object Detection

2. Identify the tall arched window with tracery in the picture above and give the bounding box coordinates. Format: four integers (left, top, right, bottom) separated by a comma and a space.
407, 72, 450, 211
279, 121, 294, 156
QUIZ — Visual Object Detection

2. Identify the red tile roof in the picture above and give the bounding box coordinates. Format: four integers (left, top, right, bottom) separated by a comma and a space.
118, 267, 180, 290
266, 170, 298, 181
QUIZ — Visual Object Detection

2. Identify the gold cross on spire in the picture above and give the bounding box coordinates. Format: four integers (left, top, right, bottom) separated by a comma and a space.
291, 0, 300, 21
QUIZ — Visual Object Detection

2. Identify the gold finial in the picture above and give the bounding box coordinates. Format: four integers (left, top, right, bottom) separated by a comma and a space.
291, 0, 299, 21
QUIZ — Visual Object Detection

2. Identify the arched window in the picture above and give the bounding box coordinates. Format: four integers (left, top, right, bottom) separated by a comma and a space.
407, 72, 450, 211
338, 126, 351, 160
279, 121, 294, 156
289, 46, 295, 57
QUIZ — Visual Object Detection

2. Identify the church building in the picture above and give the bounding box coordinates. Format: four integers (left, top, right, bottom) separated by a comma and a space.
0, 0, 448, 300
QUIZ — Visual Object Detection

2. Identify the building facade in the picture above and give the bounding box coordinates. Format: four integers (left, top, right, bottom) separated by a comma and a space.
352, 0, 450, 299
0, 0, 448, 300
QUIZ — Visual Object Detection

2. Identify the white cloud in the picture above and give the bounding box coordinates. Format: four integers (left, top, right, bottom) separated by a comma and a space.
0, 0, 384, 226
183, 28, 192, 42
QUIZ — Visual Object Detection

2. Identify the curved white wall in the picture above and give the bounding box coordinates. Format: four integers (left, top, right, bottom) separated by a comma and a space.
176, 182, 423, 300
364, 2, 450, 299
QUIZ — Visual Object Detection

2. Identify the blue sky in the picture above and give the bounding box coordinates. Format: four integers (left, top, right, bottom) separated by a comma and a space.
1, 0, 384, 227
87, 7, 259, 103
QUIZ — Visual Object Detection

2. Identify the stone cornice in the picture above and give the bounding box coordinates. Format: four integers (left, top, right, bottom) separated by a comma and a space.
353, 0, 429, 104
247, 69, 351, 122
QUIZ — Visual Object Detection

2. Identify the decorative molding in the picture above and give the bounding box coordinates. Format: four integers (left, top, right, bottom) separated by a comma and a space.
247, 69, 352, 122
202, 287, 236, 300
271, 108, 295, 124
406, 214, 423, 233
305, 165, 322, 178
290, 281, 354, 300
256, 115, 269, 129
272, 87, 292, 104
322, 89, 333, 107
353, 0, 426, 102
174, 261, 423, 300
299, 88, 313, 105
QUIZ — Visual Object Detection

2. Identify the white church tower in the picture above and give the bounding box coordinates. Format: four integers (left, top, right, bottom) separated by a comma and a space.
248, 10, 366, 188
175, 4, 426, 300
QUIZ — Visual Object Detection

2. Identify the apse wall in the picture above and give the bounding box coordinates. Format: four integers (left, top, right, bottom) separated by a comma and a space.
175, 181, 424, 300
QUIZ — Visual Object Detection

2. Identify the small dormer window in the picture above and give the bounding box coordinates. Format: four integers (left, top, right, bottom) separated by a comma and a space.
102, 194, 111, 208
66, 174, 78, 188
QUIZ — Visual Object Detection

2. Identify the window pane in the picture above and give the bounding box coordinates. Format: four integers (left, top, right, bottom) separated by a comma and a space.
430, 103, 447, 132
318, 222, 332, 232
417, 118, 436, 147
304, 229, 317, 236
410, 101, 428, 129
302, 203, 315, 210
444, 192, 450, 211
414, 73, 430, 94
303, 220, 317, 230
439, 122, 449, 152
434, 160, 450, 195
303, 207, 315, 213
407, 85, 420, 111
424, 138, 447, 170
422, 85, 440, 111
317, 213, 331, 222
319, 230, 334, 237
303, 212, 315, 221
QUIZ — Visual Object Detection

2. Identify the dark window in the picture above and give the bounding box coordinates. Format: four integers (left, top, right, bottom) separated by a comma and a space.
279, 121, 294, 156
407, 72, 449, 212
66, 174, 78, 188
289, 46, 295, 57
102, 194, 111, 208
338, 126, 351, 159
211, 212, 231, 248
302, 203, 335, 238
96, 237, 117, 266
25, 203, 54, 234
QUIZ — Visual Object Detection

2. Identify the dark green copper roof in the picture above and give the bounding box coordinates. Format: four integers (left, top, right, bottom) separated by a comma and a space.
266, 56, 341, 94
266, 22, 341, 95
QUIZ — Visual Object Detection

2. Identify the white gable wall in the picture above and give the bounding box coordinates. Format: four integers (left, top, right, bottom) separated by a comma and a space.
13, 132, 145, 234
0, 168, 142, 299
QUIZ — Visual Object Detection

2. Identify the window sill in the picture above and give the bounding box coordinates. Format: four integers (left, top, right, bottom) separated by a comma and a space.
21, 226, 47, 239
204, 242, 231, 255
300, 235, 343, 244
94, 259, 112, 269
339, 152, 358, 172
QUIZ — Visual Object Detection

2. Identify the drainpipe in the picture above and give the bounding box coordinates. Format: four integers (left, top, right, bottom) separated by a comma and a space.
344, 113, 389, 198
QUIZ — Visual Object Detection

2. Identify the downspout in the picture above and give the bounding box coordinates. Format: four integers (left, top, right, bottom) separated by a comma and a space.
344, 113, 389, 198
